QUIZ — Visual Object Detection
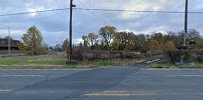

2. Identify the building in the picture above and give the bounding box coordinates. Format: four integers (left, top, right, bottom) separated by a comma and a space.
0, 38, 21, 50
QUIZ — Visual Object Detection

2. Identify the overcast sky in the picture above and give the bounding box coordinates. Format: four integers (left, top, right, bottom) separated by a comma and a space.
0, 0, 202, 46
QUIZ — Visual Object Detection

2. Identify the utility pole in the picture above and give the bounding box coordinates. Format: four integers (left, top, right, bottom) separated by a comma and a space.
179, 0, 188, 64
184, 0, 188, 46
69, 0, 76, 62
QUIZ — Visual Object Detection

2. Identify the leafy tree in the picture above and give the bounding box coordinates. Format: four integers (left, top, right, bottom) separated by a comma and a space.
88, 33, 98, 47
112, 32, 147, 51
173, 31, 184, 47
171, 29, 203, 48
196, 38, 203, 49
151, 32, 164, 44
82, 36, 89, 47
164, 31, 176, 41
125, 32, 137, 50
49, 46, 54, 50
62, 39, 69, 52
188, 29, 201, 39
136, 34, 147, 51
163, 41, 177, 65
113, 32, 128, 50
147, 40, 162, 50
21, 26, 46, 55
188, 29, 203, 48
99, 26, 117, 49
112, 40, 120, 50
53, 44, 63, 52
164, 41, 176, 50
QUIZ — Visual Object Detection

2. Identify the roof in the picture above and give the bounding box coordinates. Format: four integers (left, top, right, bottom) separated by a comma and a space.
0, 39, 21, 48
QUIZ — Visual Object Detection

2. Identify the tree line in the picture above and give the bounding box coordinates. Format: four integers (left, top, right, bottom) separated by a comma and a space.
19, 26, 203, 55
80, 26, 203, 52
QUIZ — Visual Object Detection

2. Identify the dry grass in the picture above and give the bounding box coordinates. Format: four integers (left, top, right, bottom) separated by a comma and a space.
147, 63, 203, 69
0, 55, 141, 69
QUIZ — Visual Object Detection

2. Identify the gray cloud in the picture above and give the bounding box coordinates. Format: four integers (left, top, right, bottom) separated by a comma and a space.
0, 0, 202, 46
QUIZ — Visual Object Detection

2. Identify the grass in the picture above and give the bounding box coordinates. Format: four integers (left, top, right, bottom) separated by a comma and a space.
1, 56, 202, 69
179, 63, 203, 69
0, 56, 67, 69
80, 60, 115, 68
99, 60, 113, 66
0, 56, 66, 65
147, 64, 176, 68
0, 65, 81, 69
0, 56, 140, 69
147, 63, 203, 69
78, 59, 141, 68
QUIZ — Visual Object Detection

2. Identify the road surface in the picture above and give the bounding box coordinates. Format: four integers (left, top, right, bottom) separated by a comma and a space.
0, 66, 203, 100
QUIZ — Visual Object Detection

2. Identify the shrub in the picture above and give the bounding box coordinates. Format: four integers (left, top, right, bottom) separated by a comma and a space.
183, 50, 192, 62
196, 55, 203, 63
119, 51, 143, 59
164, 50, 178, 65
72, 46, 85, 61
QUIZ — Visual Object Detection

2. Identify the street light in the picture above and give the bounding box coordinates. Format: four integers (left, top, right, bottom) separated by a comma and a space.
1, 25, 11, 56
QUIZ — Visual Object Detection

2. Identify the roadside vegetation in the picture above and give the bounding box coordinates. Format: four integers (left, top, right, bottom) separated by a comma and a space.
147, 63, 203, 69
147, 60, 203, 69
0, 26, 203, 69
0, 56, 141, 69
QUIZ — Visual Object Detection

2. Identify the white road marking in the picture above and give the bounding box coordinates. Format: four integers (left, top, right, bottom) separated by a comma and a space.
0, 90, 12, 92
0, 90, 12, 94
102, 91, 127, 93
85, 91, 158, 96
0, 75, 44, 77
85, 93, 158, 96
168, 75, 203, 77
142, 68, 203, 71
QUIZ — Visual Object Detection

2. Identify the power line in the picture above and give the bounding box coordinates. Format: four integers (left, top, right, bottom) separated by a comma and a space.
0, 8, 70, 17
0, 7, 203, 17
76, 8, 203, 14
77, 0, 110, 25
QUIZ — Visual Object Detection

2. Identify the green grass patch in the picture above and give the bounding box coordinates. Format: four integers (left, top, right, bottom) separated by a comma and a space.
147, 63, 203, 69
32, 65, 80, 69
0, 56, 66, 65
76, 60, 116, 68
63, 65, 80, 69
98, 60, 113, 66
0, 56, 141, 69
148, 64, 175, 68
0, 65, 81, 69
185, 63, 203, 69
158, 60, 168, 64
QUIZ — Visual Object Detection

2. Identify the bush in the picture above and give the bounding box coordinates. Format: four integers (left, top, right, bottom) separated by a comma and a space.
85, 51, 111, 60
72, 46, 85, 61
196, 56, 203, 63
183, 50, 192, 62
164, 50, 178, 65
119, 51, 144, 59
193, 49, 203, 63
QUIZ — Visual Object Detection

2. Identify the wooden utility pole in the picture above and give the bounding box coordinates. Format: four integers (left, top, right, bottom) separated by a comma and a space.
184, 0, 188, 46
69, 0, 76, 62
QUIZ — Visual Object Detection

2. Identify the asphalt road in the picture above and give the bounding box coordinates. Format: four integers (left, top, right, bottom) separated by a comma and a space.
0, 66, 203, 100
